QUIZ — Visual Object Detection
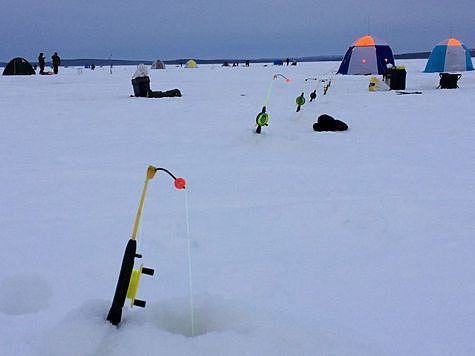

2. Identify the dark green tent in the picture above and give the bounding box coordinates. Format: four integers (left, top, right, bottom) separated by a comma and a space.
2, 57, 35, 75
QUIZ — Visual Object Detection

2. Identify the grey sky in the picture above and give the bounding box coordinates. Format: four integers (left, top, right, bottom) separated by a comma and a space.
1, 0, 474, 62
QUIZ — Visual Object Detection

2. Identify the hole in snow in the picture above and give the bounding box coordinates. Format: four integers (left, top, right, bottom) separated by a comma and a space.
146, 296, 253, 337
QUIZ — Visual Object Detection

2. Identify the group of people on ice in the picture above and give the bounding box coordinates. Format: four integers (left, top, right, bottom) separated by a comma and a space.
37, 52, 61, 75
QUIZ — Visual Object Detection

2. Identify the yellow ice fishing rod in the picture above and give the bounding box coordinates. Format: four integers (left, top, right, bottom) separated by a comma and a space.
323, 79, 332, 95
106, 165, 186, 326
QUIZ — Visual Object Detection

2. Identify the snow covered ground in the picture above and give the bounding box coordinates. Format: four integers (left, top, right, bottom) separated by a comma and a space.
0, 59, 474, 355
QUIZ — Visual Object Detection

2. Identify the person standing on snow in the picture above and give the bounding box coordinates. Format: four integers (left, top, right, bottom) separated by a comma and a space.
38, 52, 46, 74
52, 52, 61, 74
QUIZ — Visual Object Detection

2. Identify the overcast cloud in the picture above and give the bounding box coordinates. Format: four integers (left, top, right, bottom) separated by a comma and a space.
1, 0, 474, 61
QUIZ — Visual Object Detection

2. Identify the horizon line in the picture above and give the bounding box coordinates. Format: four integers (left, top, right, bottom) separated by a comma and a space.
1, 50, 449, 66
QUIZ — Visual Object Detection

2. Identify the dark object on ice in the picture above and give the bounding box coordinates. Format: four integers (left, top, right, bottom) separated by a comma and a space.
309, 90, 317, 102
147, 89, 182, 98
2, 57, 36, 75
313, 114, 348, 132
131, 76, 181, 98
438, 73, 461, 89
396, 91, 422, 95
385, 66, 406, 90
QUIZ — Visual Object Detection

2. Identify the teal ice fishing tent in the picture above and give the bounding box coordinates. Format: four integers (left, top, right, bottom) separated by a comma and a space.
424, 38, 474, 73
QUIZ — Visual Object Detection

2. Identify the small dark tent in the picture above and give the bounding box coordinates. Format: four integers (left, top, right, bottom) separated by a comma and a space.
273, 59, 284, 66
2, 57, 36, 75
151, 59, 166, 69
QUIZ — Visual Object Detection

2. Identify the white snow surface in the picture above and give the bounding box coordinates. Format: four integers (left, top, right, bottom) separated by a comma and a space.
0, 60, 474, 355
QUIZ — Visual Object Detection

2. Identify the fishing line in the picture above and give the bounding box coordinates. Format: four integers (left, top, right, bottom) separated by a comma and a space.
263, 77, 275, 107
305, 77, 319, 102
263, 74, 290, 106
255, 73, 290, 133
183, 188, 195, 337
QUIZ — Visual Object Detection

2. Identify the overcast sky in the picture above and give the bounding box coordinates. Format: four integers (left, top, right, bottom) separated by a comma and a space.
1, 0, 474, 62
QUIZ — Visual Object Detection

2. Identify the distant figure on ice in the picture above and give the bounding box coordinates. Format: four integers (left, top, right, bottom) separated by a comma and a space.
52, 52, 61, 74
286, 58, 290, 66
38, 52, 46, 74
245, 60, 250, 67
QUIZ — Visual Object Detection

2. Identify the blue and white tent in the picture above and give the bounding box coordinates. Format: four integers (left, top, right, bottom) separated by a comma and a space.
424, 38, 474, 73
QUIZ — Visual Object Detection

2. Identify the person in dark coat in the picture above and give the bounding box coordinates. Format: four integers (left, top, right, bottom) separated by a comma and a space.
52, 52, 61, 74
38, 52, 46, 74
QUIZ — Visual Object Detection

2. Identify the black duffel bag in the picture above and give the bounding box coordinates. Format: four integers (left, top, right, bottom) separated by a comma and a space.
313, 114, 348, 132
